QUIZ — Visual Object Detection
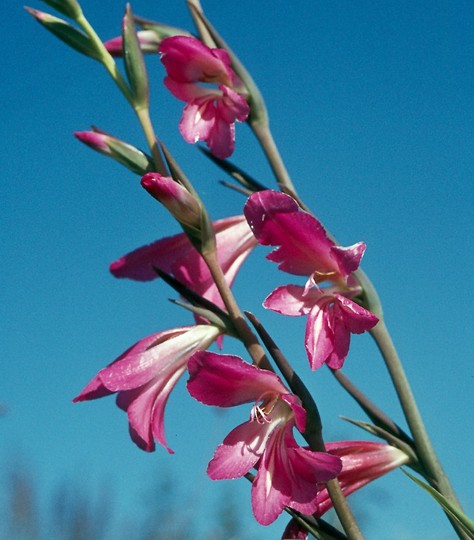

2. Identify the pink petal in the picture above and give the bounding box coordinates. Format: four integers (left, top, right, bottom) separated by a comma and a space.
187, 351, 288, 407
109, 215, 256, 313
244, 191, 338, 277
72, 374, 114, 402
159, 36, 233, 85
251, 428, 292, 525
325, 314, 351, 370
218, 85, 250, 123
335, 294, 379, 334
205, 113, 235, 159
331, 242, 366, 276
207, 420, 272, 480
163, 77, 218, 102
98, 328, 191, 392
305, 301, 334, 370
179, 98, 216, 144
314, 441, 409, 517
263, 285, 316, 316
287, 444, 342, 514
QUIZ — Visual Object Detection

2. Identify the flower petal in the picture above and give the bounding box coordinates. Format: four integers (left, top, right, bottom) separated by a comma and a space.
109, 215, 256, 313
207, 420, 272, 480
263, 284, 317, 316
187, 351, 289, 407
159, 36, 233, 85
244, 191, 338, 277
335, 294, 379, 334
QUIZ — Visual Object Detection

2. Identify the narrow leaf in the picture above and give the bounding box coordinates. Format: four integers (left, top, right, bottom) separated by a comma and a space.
403, 470, 474, 536
122, 4, 149, 108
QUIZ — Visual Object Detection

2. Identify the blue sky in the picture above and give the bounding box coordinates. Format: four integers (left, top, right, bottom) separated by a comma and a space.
2, 1, 473, 538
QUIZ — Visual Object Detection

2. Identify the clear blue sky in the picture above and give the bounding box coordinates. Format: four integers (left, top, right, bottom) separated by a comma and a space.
2, 1, 473, 538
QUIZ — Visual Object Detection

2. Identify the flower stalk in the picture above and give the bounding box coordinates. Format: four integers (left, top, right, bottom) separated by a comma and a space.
370, 320, 467, 539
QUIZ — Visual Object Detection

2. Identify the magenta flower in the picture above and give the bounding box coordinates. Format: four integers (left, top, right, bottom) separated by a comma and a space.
244, 190, 378, 370
314, 440, 410, 516
73, 324, 222, 453
159, 36, 249, 158
187, 352, 342, 525
110, 215, 257, 315
281, 441, 409, 538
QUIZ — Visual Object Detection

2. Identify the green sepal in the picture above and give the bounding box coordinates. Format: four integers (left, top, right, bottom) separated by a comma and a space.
159, 142, 217, 256
101, 132, 154, 175
402, 470, 474, 537
122, 4, 149, 109
25, 8, 101, 61
40, 0, 82, 20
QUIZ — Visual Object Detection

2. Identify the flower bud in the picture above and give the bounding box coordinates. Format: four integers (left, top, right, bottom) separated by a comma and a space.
25, 7, 100, 61
141, 173, 202, 229
104, 30, 161, 57
74, 129, 154, 175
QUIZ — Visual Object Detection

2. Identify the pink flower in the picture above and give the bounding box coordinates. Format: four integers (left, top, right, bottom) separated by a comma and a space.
187, 352, 342, 525
281, 441, 409, 538
73, 324, 222, 453
244, 190, 378, 370
314, 440, 410, 516
110, 215, 257, 316
159, 36, 249, 158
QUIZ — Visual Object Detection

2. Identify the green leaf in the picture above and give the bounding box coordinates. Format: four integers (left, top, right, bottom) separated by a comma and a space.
122, 4, 149, 108
403, 470, 474, 537
40, 0, 82, 20
26, 8, 101, 61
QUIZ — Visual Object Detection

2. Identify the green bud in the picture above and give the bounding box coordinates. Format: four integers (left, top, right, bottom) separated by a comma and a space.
25, 7, 101, 61
122, 4, 149, 109
74, 129, 154, 175
40, 0, 82, 20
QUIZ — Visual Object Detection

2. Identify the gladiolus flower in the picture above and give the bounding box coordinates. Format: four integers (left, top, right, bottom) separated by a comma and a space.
110, 215, 257, 315
316, 440, 410, 516
281, 441, 409, 538
73, 324, 222, 453
187, 352, 342, 525
159, 36, 249, 158
244, 190, 378, 370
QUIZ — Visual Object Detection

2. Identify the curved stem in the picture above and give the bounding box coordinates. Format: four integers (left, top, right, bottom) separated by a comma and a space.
371, 320, 468, 539
250, 122, 307, 207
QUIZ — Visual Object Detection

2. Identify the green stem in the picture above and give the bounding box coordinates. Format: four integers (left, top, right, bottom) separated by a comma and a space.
202, 251, 272, 371
135, 107, 168, 175
76, 12, 167, 174
250, 122, 307, 206
370, 320, 468, 539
